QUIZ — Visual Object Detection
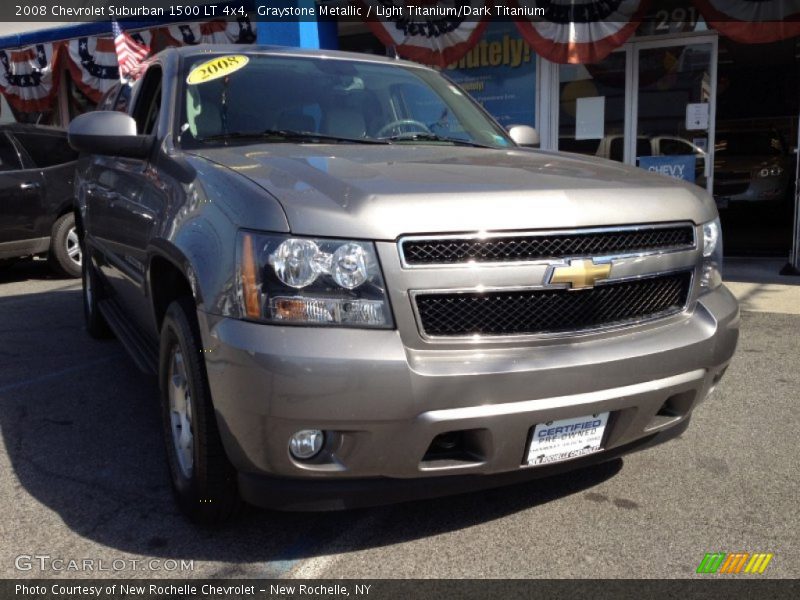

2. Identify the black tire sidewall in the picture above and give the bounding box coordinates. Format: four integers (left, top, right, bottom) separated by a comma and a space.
158, 298, 239, 523
159, 316, 196, 500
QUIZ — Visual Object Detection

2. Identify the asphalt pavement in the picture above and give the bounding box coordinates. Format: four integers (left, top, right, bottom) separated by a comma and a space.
0, 258, 797, 579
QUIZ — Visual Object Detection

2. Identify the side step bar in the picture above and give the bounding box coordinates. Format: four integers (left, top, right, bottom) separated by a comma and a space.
98, 298, 158, 375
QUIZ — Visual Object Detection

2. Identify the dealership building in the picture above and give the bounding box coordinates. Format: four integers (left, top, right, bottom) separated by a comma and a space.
0, 0, 797, 266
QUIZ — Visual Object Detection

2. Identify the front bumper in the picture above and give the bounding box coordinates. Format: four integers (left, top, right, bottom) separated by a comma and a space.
199, 285, 739, 509
238, 418, 690, 511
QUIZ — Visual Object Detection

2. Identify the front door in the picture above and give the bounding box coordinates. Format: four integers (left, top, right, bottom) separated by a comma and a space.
0, 132, 44, 245
96, 66, 165, 336
632, 36, 717, 195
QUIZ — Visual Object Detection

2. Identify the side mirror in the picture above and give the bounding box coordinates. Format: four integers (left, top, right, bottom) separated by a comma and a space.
68, 111, 154, 159
508, 125, 540, 147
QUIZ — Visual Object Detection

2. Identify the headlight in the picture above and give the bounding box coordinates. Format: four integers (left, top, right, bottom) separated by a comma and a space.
237, 231, 392, 328
702, 219, 720, 258
700, 218, 723, 290
758, 166, 783, 178
269, 238, 322, 288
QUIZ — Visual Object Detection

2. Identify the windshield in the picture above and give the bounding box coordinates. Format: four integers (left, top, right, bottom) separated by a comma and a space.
177, 53, 513, 149
715, 132, 786, 157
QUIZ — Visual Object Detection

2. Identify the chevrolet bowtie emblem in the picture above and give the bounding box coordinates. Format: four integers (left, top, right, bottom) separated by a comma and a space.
549, 259, 612, 290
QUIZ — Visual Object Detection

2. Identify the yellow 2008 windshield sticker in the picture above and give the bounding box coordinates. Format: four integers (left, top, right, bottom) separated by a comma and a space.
186, 55, 249, 85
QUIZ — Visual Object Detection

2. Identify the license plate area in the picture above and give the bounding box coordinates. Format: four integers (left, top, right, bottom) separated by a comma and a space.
525, 412, 610, 466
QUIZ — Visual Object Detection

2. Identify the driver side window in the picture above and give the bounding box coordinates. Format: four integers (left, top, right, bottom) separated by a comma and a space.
132, 66, 163, 135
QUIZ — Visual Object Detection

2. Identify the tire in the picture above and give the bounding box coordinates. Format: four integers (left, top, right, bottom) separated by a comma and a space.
82, 249, 113, 339
159, 297, 240, 525
48, 213, 82, 278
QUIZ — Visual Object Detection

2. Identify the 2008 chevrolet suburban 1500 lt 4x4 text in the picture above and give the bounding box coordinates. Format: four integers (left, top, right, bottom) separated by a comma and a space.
68, 47, 739, 524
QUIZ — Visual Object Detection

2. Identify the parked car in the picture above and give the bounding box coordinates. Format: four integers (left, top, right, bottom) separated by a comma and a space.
0, 123, 81, 277
712, 130, 793, 209
69, 46, 739, 524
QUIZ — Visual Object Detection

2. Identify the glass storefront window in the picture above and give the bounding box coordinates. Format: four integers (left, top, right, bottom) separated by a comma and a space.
714, 36, 800, 256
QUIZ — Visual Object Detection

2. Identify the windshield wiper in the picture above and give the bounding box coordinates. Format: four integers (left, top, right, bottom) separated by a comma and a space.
380, 132, 494, 148
198, 129, 390, 145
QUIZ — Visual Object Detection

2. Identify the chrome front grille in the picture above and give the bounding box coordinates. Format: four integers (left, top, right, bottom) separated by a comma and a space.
395, 223, 699, 342
400, 224, 695, 267
415, 272, 693, 338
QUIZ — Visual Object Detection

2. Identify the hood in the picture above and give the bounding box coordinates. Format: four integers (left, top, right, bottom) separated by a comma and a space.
189, 144, 716, 240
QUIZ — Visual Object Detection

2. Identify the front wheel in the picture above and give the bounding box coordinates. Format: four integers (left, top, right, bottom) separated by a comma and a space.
159, 297, 240, 525
48, 213, 82, 278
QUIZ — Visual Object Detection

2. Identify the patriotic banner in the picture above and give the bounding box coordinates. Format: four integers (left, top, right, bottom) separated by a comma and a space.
0, 43, 59, 113
510, 0, 651, 64
66, 31, 152, 102
692, 0, 800, 43
358, 1, 492, 67
165, 18, 257, 45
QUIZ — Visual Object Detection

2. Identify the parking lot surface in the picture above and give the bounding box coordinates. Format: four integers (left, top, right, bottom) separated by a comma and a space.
0, 259, 797, 579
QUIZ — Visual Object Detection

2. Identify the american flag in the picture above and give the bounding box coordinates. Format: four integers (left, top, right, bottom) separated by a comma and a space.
111, 20, 149, 82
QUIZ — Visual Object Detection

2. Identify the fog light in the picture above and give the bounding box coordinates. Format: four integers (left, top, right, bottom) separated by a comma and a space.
289, 429, 324, 460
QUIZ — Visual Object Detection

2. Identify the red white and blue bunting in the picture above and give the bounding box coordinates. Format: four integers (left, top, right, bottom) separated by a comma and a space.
693, 0, 800, 43
509, 0, 651, 64
0, 43, 59, 113
358, 0, 492, 67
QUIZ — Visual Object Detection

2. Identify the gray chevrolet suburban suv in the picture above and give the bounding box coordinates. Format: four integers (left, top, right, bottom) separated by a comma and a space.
68, 46, 739, 524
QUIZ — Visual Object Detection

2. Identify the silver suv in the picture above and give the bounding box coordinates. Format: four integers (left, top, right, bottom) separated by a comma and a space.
68, 46, 739, 524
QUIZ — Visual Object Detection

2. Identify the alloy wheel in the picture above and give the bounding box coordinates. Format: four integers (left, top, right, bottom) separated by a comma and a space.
168, 346, 194, 479
66, 226, 82, 267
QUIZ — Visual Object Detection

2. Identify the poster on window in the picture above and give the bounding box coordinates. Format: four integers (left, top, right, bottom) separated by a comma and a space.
445, 21, 536, 128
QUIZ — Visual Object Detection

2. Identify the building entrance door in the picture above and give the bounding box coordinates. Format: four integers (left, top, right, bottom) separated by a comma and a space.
631, 36, 717, 195
549, 34, 718, 196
